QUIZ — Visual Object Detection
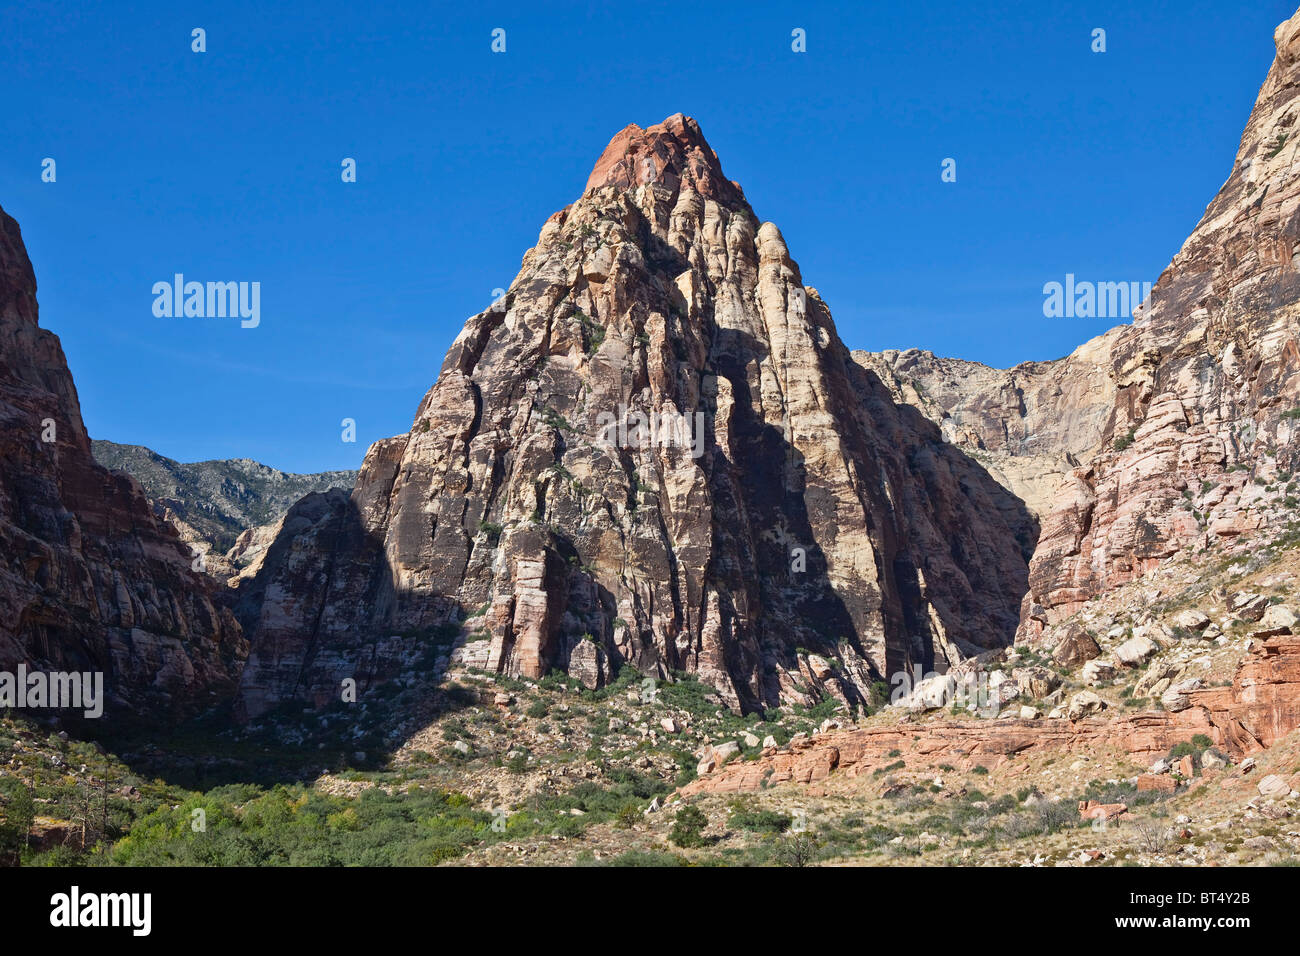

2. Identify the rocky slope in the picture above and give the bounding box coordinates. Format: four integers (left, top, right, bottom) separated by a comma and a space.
91, 440, 356, 558
0, 204, 246, 721
235, 114, 1037, 718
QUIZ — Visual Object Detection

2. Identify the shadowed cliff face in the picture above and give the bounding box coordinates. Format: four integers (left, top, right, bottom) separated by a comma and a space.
857, 10, 1300, 643
236, 113, 1035, 717
0, 205, 247, 722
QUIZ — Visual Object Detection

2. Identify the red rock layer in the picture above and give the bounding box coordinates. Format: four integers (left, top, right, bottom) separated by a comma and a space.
681, 637, 1300, 796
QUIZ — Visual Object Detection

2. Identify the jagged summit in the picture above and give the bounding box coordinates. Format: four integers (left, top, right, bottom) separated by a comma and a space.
583, 113, 747, 208
235, 113, 1034, 717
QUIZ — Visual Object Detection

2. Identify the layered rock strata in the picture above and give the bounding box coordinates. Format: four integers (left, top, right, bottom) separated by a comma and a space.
236, 115, 1035, 716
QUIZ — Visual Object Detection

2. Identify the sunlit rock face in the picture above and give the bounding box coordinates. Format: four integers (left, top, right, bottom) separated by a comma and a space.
235, 114, 1034, 716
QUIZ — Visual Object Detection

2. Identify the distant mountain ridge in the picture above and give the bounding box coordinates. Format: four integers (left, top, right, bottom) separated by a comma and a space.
91, 440, 358, 554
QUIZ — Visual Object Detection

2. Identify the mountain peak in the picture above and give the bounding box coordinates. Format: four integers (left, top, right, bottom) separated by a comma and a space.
583, 113, 746, 207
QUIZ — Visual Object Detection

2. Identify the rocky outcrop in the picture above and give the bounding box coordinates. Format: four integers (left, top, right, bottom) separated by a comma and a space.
853, 338, 1118, 520
1019, 11, 1300, 635
0, 204, 246, 721
1186, 635, 1300, 752
236, 114, 1036, 717
681, 635, 1300, 796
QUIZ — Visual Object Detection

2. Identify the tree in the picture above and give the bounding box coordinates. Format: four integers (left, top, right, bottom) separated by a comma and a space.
774, 834, 817, 867
0, 778, 35, 866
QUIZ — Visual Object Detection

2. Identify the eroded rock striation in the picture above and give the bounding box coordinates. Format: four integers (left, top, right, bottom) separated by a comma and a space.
237, 114, 1035, 717
0, 204, 246, 720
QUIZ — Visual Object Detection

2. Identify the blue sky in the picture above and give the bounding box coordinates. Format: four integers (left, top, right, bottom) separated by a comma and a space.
2, 1, 1292, 472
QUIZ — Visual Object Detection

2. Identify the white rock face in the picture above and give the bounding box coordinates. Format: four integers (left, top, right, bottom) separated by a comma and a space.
1067, 691, 1106, 720
1082, 659, 1116, 685
1259, 604, 1297, 631
1257, 774, 1289, 798
1115, 634, 1159, 667
711, 741, 740, 764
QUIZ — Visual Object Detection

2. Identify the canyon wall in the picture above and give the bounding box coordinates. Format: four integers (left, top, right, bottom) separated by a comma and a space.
0, 205, 246, 721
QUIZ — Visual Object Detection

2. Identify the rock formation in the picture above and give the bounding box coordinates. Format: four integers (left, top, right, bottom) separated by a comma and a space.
861, 10, 1300, 641
236, 114, 1036, 717
0, 204, 246, 721
681, 635, 1300, 797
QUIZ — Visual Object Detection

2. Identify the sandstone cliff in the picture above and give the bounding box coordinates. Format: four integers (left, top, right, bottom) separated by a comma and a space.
859, 11, 1300, 642
236, 115, 1036, 717
0, 204, 246, 721
1020, 11, 1300, 637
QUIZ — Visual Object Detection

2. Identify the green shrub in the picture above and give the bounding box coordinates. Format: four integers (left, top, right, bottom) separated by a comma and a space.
669, 805, 710, 848
615, 804, 641, 830
731, 809, 791, 833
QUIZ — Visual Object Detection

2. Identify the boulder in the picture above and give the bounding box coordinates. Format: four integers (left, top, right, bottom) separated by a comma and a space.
1256, 604, 1297, 636
1078, 801, 1127, 821
1135, 662, 1179, 697
1082, 659, 1116, 685
1013, 666, 1060, 699
1137, 774, 1176, 792
1067, 691, 1106, 720
1231, 593, 1270, 622
1257, 774, 1290, 798
711, 741, 740, 765
1160, 677, 1203, 712
1172, 609, 1211, 632
1052, 625, 1102, 667
1115, 634, 1159, 667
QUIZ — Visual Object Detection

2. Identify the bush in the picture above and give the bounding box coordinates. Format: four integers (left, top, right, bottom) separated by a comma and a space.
0, 778, 35, 865
669, 805, 709, 848
614, 804, 641, 830
773, 834, 818, 867
731, 809, 791, 834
